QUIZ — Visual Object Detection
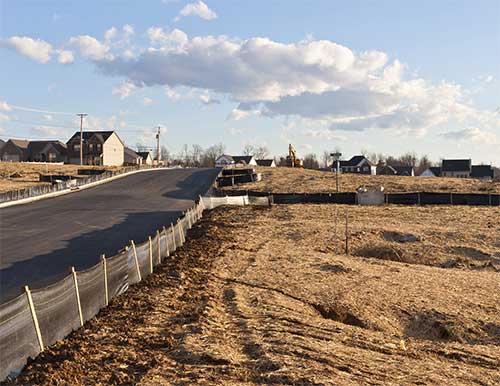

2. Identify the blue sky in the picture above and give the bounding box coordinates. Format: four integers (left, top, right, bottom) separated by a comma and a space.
1, 0, 499, 164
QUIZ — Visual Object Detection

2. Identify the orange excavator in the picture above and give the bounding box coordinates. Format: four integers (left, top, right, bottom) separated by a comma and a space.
287, 144, 303, 167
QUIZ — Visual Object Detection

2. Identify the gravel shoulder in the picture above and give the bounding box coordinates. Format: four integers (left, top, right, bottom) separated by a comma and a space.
5, 204, 500, 385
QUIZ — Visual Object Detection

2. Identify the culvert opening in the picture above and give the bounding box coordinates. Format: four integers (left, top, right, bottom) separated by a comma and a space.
312, 303, 366, 328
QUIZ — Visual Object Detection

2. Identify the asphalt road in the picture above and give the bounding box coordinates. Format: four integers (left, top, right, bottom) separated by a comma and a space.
0, 168, 219, 303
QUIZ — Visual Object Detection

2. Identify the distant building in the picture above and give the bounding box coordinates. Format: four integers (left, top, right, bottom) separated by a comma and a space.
137, 151, 154, 166
0, 139, 5, 152
27, 140, 67, 162
378, 165, 415, 176
470, 165, 494, 181
419, 167, 441, 177
66, 131, 124, 166
0, 139, 29, 162
441, 159, 471, 178
333, 155, 376, 175
215, 154, 257, 168
124, 147, 142, 166
256, 159, 276, 167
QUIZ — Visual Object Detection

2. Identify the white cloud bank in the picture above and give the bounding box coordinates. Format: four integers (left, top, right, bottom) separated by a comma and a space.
2, 36, 53, 63
175, 1, 217, 21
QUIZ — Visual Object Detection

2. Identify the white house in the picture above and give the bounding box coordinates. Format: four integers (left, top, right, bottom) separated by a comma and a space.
215, 154, 257, 168
137, 151, 154, 166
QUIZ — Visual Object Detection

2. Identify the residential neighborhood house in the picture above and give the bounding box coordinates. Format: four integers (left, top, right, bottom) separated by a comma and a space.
137, 151, 154, 166
378, 165, 415, 176
66, 131, 124, 166
419, 166, 441, 177
215, 154, 257, 167
333, 155, 376, 175
470, 165, 494, 181
440, 159, 472, 178
256, 159, 276, 167
0, 139, 30, 162
27, 140, 67, 162
124, 147, 142, 166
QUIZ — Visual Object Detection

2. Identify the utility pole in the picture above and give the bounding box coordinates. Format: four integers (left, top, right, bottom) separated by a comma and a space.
77, 114, 87, 165
331, 152, 342, 193
156, 126, 161, 165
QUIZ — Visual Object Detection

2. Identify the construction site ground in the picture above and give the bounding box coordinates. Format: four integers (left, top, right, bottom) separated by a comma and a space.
0, 162, 120, 192
6, 203, 499, 385
222, 166, 500, 194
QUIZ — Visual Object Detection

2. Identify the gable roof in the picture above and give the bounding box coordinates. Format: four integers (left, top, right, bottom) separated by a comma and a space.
428, 166, 441, 176
471, 165, 493, 178
340, 155, 372, 167
392, 165, 414, 175
28, 140, 67, 154
125, 147, 140, 157
9, 139, 30, 149
441, 159, 471, 172
67, 131, 115, 144
137, 151, 152, 160
232, 155, 255, 164
256, 159, 275, 167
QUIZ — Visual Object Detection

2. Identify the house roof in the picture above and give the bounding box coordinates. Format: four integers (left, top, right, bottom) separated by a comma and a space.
124, 147, 140, 158
256, 159, 275, 167
392, 165, 414, 175
67, 131, 115, 144
339, 155, 371, 167
471, 165, 493, 178
28, 140, 67, 154
9, 139, 30, 149
232, 155, 255, 164
441, 159, 471, 172
428, 166, 441, 176
137, 151, 152, 160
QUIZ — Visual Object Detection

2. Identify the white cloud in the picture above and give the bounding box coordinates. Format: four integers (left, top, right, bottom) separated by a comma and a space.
69, 35, 112, 61
200, 93, 220, 105
112, 81, 137, 99
0, 113, 10, 122
175, 1, 217, 21
440, 127, 497, 144
226, 108, 250, 121
43, 114, 53, 121
0, 100, 12, 112
164, 85, 182, 101
305, 129, 347, 141
143, 97, 153, 106
3, 36, 53, 63
226, 127, 244, 135
104, 27, 118, 41
57, 49, 74, 64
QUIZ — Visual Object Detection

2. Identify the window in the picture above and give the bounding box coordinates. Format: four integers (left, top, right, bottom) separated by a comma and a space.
89, 144, 93, 151
74, 144, 80, 151
96, 144, 102, 151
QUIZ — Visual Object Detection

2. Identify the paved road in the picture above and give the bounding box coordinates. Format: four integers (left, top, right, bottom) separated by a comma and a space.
0, 168, 219, 302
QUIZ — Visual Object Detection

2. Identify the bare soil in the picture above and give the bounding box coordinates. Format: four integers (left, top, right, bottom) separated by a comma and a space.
5, 204, 500, 385
222, 166, 500, 194
0, 162, 120, 192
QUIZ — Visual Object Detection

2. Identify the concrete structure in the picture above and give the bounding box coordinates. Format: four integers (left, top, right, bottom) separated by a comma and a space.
441, 159, 471, 178
66, 131, 124, 166
0, 139, 29, 162
333, 155, 376, 175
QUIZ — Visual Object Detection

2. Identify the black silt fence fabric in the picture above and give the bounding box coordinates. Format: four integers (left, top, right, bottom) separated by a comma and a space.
450, 193, 492, 205
106, 250, 129, 298
0, 294, 40, 381
77, 263, 105, 323
31, 275, 81, 348
386, 193, 420, 205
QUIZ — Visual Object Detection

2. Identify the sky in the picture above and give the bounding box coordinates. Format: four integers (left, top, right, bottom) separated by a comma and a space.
0, 0, 499, 164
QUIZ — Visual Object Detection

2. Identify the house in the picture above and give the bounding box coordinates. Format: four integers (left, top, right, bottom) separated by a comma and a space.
137, 151, 154, 166
0, 139, 29, 162
419, 166, 441, 177
256, 159, 276, 167
27, 140, 67, 162
333, 155, 376, 175
66, 131, 124, 166
124, 147, 142, 165
470, 165, 494, 181
215, 154, 258, 168
0, 139, 5, 152
378, 165, 415, 176
441, 159, 471, 178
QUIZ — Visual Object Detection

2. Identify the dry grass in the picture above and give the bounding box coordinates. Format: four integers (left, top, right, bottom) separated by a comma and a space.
0, 162, 120, 192
8, 204, 500, 385
222, 166, 500, 194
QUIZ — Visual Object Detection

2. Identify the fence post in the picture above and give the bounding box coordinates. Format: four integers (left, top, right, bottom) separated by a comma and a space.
177, 219, 183, 245
488, 193, 492, 206
450, 192, 453, 205
171, 223, 176, 251
187, 208, 192, 229
417, 192, 421, 206
25, 285, 44, 352
130, 240, 142, 282
149, 236, 153, 274
102, 254, 108, 306
163, 226, 170, 257
345, 209, 349, 255
157, 230, 161, 264
71, 267, 84, 327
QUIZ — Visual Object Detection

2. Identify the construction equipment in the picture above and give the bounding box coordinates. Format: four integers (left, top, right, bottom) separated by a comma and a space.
287, 144, 303, 167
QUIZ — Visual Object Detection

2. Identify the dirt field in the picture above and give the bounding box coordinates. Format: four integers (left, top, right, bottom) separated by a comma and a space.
6, 204, 499, 385
222, 167, 500, 194
0, 162, 120, 192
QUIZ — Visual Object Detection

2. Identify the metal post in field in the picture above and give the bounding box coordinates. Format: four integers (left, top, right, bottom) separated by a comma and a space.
71, 267, 84, 327
25, 285, 44, 352
345, 209, 349, 255
101, 254, 108, 306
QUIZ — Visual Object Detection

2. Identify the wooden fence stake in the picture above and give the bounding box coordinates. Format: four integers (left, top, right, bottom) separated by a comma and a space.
157, 230, 161, 264
187, 209, 192, 229
130, 240, 142, 282
345, 209, 349, 255
71, 267, 84, 327
101, 254, 108, 306
25, 285, 44, 352
148, 236, 153, 274
171, 223, 176, 251
163, 226, 170, 257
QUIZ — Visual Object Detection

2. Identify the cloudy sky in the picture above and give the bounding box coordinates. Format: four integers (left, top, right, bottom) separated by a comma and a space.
1, 0, 499, 163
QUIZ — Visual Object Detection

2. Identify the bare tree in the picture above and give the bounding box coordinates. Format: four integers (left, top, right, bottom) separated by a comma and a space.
160, 145, 170, 164
303, 153, 319, 169
254, 145, 269, 159
191, 144, 203, 167
201, 143, 226, 167
321, 151, 331, 169
242, 144, 255, 156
